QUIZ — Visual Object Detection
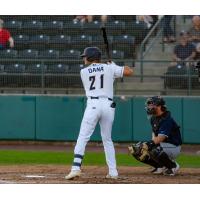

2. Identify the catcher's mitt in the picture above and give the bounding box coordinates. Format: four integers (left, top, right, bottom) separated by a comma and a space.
128, 142, 150, 161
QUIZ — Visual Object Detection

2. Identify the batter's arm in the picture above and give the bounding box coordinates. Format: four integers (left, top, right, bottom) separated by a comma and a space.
123, 66, 134, 76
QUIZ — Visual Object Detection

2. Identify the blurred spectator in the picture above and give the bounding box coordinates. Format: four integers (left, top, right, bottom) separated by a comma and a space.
187, 15, 200, 59
0, 19, 14, 49
172, 31, 196, 67
136, 15, 154, 29
73, 15, 107, 24
188, 15, 200, 43
162, 15, 176, 43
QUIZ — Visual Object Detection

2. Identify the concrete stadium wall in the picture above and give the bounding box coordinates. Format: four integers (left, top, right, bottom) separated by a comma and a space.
0, 95, 199, 144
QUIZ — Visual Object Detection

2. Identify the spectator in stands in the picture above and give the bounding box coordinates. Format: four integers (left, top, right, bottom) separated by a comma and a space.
162, 15, 176, 43
172, 31, 196, 67
188, 15, 200, 43
187, 15, 200, 59
73, 15, 107, 25
0, 19, 14, 49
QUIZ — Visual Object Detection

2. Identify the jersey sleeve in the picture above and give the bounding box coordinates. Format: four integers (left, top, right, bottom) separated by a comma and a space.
158, 120, 173, 138
110, 62, 124, 78
80, 69, 84, 82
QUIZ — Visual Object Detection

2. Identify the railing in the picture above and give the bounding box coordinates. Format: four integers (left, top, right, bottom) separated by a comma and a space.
139, 16, 176, 82
0, 58, 199, 96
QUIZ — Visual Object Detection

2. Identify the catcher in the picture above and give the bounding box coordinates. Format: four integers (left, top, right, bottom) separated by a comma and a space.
128, 96, 182, 176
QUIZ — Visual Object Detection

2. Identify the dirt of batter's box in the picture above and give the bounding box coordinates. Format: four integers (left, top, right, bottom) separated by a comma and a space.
0, 165, 199, 184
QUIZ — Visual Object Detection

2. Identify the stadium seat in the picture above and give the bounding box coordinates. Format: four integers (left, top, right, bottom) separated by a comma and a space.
30, 35, 50, 43
0, 64, 4, 72
23, 20, 43, 29
112, 35, 135, 58
0, 49, 18, 58
18, 49, 39, 59
4, 20, 22, 29
14, 35, 29, 43
39, 49, 59, 59
4, 63, 25, 73
68, 64, 82, 73
43, 21, 63, 29
45, 64, 69, 88
113, 35, 135, 44
164, 65, 188, 89
64, 21, 83, 29
91, 35, 113, 44
25, 63, 47, 73
111, 50, 124, 59
83, 20, 101, 29
59, 49, 81, 59
49, 35, 70, 44
66, 64, 82, 87
46, 63, 69, 73
24, 63, 47, 87
71, 35, 91, 44
1, 63, 25, 87
106, 20, 125, 29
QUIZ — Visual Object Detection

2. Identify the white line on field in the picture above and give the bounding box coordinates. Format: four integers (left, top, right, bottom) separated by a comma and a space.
0, 180, 17, 184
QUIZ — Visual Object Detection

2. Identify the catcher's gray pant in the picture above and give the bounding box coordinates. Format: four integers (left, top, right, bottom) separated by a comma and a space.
71, 98, 118, 177
160, 142, 181, 160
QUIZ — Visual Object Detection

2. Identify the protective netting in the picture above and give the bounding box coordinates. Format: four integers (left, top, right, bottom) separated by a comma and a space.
0, 15, 199, 95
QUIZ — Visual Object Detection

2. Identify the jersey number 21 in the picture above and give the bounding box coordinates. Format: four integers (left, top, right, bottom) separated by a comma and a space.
89, 74, 104, 90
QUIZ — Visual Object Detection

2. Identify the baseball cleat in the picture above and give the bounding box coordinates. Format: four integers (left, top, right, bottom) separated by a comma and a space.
163, 162, 180, 176
151, 167, 165, 175
65, 170, 81, 180
105, 174, 118, 180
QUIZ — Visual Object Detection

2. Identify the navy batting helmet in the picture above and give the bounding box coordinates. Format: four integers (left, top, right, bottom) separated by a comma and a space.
80, 47, 101, 61
145, 96, 166, 115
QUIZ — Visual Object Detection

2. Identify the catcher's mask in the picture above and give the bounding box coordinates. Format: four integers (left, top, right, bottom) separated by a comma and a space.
145, 96, 166, 115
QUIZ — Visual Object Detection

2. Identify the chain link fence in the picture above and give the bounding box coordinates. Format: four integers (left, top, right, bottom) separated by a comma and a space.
0, 15, 199, 95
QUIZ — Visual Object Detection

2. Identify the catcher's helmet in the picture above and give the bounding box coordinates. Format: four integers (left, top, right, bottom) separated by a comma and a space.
145, 96, 166, 115
80, 47, 101, 61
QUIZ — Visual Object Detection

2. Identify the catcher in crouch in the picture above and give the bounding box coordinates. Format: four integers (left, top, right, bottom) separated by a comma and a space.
128, 96, 182, 176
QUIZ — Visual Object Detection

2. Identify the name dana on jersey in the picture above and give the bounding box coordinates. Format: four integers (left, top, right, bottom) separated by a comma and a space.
88, 66, 104, 73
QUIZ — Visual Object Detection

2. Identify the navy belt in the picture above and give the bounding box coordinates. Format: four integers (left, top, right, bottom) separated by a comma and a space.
90, 96, 113, 101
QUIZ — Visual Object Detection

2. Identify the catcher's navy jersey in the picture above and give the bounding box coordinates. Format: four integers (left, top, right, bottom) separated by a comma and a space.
151, 111, 182, 146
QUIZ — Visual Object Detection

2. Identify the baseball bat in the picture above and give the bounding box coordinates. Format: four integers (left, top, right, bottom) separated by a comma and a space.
101, 26, 111, 62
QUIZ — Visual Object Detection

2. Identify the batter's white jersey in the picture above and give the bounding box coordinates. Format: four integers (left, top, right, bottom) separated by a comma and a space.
80, 62, 124, 99
71, 62, 124, 177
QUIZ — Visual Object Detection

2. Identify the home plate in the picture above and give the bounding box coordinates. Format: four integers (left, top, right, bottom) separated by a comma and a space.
23, 175, 46, 178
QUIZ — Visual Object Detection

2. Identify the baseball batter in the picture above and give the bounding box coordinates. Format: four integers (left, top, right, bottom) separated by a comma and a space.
65, 47, 133, 180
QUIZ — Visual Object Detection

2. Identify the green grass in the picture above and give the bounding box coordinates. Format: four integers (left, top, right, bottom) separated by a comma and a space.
0, 150, 199, 168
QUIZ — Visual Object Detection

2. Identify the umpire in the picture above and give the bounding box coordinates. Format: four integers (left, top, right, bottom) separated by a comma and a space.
129, 96, 182, 176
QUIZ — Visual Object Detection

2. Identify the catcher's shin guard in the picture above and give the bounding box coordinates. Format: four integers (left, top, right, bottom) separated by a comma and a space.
150, 147, 176, 169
